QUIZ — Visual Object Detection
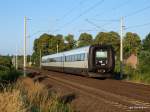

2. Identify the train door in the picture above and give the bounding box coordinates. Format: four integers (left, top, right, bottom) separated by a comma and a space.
61, 54, 64, 72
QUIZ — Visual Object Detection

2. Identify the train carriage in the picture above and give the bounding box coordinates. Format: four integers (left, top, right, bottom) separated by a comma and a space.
41, 45, 115, 78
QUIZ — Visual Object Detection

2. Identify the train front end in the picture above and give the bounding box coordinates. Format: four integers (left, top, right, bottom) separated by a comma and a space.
88, 45, 115, 77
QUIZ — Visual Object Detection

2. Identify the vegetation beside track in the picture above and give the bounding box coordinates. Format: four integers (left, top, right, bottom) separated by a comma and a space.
123, 33, 150, 84
0, 56, 73, 112
0, 78, 73, 112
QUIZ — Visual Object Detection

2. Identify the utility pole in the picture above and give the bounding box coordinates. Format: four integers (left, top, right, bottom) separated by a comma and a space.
120, 17, 124, 79
13, 55, 16, 68
15, 46, 18, 70
57, 43, 58, 53
39, 49, 42, 69
24, 16, 27, 77
28, 34, 32, 66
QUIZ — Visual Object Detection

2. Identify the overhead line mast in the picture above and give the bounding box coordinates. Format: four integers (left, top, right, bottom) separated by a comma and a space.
24, 16, 27, 77
120, 17, 124, 79
23, 16, 31, 76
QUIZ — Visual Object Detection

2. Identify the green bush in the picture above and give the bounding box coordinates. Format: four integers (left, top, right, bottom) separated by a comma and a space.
0, 69, 22, 83
114, 60, 120, 73
124, 65, 150, 84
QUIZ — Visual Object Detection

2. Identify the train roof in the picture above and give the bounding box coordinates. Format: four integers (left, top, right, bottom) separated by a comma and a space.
42, 46, 90, 59
42, 44, 113, 59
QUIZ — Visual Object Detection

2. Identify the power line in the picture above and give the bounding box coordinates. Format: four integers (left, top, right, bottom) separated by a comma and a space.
95, 0, 130, 17
57, 0, 90, 22
85, 19, 107, 31
58, 0, 86, 21
112, 0, 130, 10
85, 18, 120, 30
78, 29, 99, 32
126, 22, 150, 29
27, 31, 41, 38
60, 0, 105, 29
125, 5, 150, 18
87, 19, 120, 22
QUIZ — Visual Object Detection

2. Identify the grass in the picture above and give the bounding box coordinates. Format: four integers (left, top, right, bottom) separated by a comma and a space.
0, 85, 26, 112
128, 73, 150, 84
0, 77, 73, 112
0, 69, 22, 83
0, 65, 73, 112
114, 61, 150, 84
123, 64, 150, 84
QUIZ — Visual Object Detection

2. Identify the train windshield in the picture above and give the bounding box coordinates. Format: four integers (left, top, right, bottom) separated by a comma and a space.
96, 51, 107, 58
95, 50, 108, 66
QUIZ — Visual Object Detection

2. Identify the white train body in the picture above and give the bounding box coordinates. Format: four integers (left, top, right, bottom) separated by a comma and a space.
42, 45, 115, 77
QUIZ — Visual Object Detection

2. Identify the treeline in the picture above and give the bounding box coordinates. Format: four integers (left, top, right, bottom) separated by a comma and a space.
0, 56, 13, 71
32, 31, 141, 65
32, 31, 150, 83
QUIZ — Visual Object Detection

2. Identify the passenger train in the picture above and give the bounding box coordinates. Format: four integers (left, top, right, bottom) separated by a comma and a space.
41, 45, 115, 78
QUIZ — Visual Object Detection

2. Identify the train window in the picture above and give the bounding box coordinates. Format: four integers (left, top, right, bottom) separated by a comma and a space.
72, 55, 74, 61
81, 53, 85, 61
75, 55, 77, 61
56, 57, 61, 62
64, 54, 86, 62
53, 58, 56, 62
50, 58, 52, 62
72, 55, 75, 61
61, 56, 64, 62
55, 57, 58, 62
77, 54, 81, 61
65, 56, 67, 62
70, 56, 72, 61
52, 58, 54, 62
59, 57, 62, 62
96, 51, 107, 59
67, 56, 69, 62
68, 56, 70, 61
66, 56, 70, 62
57, 57, 59, 62
84, 53, 87, 60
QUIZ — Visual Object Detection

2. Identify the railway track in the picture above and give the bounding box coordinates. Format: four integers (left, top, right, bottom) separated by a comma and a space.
26, 68, 150, 112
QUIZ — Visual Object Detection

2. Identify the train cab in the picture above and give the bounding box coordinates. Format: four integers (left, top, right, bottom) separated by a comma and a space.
88, 45, 115, 75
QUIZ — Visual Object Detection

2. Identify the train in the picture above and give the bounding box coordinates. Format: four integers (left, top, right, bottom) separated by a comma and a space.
41, 45, 115, 78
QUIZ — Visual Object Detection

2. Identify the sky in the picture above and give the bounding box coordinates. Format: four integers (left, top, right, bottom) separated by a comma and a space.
0, 0, 150, 55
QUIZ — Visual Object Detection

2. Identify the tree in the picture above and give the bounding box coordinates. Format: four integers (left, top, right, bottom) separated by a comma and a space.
78, 33, 93, 47
36, 33, 51, 55
55, 34, 65, 52
64, 34, 76, 50
143, 32, 150, 51
32, 33, 67, 66
95, 31, 120, 56
33, 39, 39, 53
32, 33, 52, 66
138, 32, 150, 73
138, 50, 150, 73
0, 56, 12, 68
123, 32, 141, 58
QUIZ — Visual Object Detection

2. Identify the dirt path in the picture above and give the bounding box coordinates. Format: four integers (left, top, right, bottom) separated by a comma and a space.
26, 69, 150, 112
